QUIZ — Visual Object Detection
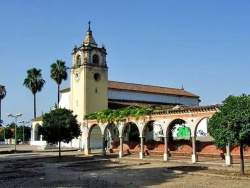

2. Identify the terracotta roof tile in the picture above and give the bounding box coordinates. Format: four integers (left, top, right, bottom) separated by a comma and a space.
108, 81, 199, 98
60, 80, 199, 98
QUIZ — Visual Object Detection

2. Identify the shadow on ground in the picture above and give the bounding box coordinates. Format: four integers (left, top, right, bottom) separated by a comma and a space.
4, 153, 250, 188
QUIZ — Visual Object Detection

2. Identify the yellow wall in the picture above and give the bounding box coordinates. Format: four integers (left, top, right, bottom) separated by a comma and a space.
71, 50, 108, 122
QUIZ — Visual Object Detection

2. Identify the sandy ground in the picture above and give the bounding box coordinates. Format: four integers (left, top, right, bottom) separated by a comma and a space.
0, 150, 250, 188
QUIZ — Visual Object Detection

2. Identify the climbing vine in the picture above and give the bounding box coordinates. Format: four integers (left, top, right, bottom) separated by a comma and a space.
85, 106, 153, 123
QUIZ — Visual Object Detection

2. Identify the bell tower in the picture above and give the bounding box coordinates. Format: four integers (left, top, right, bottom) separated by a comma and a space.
70, 22, 108, 121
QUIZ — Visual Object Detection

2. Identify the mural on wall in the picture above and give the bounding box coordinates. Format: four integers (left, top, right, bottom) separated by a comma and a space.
176, 126, 191, 139
153, 123, 164, 138
171, 119, 209, 139
196, 118, 208, 137
144, 122, 163, 142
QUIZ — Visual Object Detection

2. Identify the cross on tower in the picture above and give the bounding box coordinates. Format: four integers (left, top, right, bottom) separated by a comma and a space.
88, 21, 91, 32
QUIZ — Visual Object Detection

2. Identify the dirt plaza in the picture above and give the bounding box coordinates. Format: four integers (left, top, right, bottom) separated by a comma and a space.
0, 148, 250, 188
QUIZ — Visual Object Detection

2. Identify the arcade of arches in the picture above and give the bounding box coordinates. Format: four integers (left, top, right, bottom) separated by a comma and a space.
81, 105, 250, 165
31, 105, 250, 165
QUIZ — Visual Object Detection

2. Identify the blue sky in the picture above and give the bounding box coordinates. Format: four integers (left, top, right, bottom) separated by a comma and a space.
0, 0, 250, 124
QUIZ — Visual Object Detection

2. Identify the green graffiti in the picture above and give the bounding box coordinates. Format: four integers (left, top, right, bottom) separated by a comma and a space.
177, 126, 190, 139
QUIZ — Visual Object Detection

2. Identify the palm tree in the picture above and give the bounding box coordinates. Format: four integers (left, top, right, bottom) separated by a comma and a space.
23, 68, 45, 119
0, 85, 6, 125
50, 60, 68, 105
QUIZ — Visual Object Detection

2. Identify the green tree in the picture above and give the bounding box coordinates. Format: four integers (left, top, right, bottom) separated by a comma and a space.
208, 95, 250, 175
40, 108, 81, 158
50, 60, 68, 105
0, 128, 4, 141
4, 127, 13, 139
16, 126, 31, 142
0, 85, 6, 126
23, 68, 45, 119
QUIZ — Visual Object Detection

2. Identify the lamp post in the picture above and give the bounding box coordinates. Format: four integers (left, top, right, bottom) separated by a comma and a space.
3, 126, 5, 142
18, 120, 30, 144
7, 113, 22, 152
0, 85, 7, 127
0, 120, 6, 143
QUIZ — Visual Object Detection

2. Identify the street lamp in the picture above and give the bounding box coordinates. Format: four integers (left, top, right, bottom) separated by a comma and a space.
0, 119, 5, 143
18, 120, 30, 144
7, 113, 22, 152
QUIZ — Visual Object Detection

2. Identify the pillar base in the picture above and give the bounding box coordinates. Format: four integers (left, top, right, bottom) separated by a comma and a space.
192, 154, 197, 163
225, 155, 232, 166
84, 148, 89, 156
102, 150, 106, 156
139, 152, 143, 159
119, 151, 123, 158
163, 153, 168, 161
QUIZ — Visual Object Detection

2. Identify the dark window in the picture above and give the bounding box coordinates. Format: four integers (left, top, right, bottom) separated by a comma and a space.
94, 73, 101, 81
93, 54, 99, 65
76, 55, 81, 66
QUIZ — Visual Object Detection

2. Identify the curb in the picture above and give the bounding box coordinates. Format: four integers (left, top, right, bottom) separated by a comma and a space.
0, 149, 79, 155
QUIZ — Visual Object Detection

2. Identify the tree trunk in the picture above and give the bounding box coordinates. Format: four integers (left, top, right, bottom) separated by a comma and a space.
58, 123, 61, 159
57, 84, 60, 106
33, 93, 36, 119
240, 142, 245, 175
59, 141, 61, 159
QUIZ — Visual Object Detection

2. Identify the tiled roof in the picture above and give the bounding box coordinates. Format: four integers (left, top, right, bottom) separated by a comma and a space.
152, 104, 220, 115
60, 81, 199, 98
108, 81, 199, 98
108, 99, 176, 109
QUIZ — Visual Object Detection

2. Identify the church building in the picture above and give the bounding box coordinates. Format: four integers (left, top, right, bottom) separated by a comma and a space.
60, 23, 200, 119
31, 24, 242, 166
31, 23, 201, 148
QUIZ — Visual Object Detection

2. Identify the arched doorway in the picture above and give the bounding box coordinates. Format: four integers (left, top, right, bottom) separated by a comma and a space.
195, 118, 224, 161
34, 123, 42, 141
167, 119, 192, 160
89, 124, 103, 154
143, 120, 164, 156
103, 123, 119, 154
122, 122, 140, 155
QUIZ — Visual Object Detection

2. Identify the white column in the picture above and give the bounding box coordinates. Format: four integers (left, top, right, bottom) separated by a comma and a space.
163, 136, 169, 161
191, 136, 197, 163
102, 136, 106, 156
31, 125, 34, 142
84, 136, 89, 155
119, 137, 123, 158
225, 143, 232, 166
80, 124, 84, 150
79, 136, 83, 150
139, 136, 144, 159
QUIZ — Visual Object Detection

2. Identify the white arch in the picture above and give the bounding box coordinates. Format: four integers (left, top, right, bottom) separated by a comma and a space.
166, 118, 188, 137
141, 120, 166, 138
193, 117, 210, 137
119, 121, 140, 138
87, 123, 103, 141
33, 123, 42, 141
103, 123, 119, 138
